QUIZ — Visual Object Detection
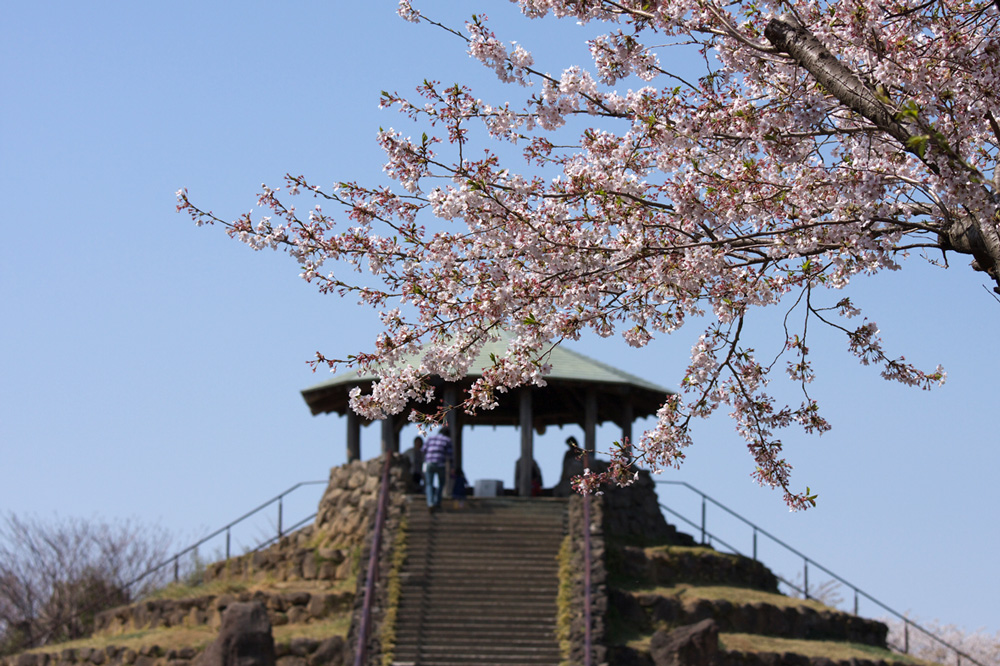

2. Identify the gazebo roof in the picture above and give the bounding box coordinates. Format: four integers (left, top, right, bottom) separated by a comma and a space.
301, 337, 673, 429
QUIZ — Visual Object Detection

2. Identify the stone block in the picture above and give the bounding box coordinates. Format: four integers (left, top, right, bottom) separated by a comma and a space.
649, 618, 719, 666
281, 592, 311, 607
306, 594, 331, 619
307, 637, 344, 666
286, 605, 310, 625
317, 562, 337, 580
193, 601, 274, 666
288, 639, 319, 658
302, 555, 318, 580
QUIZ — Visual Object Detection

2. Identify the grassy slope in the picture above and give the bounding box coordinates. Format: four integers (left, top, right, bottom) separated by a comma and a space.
605, 542, 936, 665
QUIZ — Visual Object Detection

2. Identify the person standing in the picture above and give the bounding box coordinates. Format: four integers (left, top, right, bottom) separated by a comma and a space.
422, 426, 452, 511
402, 436, 424, 491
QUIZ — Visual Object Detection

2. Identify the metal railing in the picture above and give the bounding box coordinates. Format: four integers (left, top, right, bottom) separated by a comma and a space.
656, 480, 983, 666
124, 480, 327, 592
354, 454, 393, 666
582, 479, 593, 666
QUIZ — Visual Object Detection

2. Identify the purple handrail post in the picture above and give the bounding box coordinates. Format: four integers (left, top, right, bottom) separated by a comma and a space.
582, 452, 592, 666
354, 453, 393, 666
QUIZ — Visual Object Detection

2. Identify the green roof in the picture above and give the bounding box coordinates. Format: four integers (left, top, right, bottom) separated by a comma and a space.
301, 334, 672, 426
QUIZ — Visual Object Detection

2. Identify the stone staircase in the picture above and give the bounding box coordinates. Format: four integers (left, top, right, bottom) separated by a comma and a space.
391, 497, 568, 666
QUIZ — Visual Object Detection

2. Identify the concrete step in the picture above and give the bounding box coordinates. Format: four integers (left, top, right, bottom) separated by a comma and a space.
398, 583, 558, 596
392, 645, 562, 660
395, 604, 557, 617
391, 498, 567, 665
393, 624, 558, 638
392, 655, 561, 666
404, 543, 563, 556
393, 617, 557, 631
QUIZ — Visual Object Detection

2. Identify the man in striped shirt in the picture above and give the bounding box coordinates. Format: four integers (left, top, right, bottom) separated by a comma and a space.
422, 426, 453, 510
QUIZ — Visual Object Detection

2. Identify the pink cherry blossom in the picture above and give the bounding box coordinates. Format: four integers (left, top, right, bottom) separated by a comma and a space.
178, 0, 1000, 509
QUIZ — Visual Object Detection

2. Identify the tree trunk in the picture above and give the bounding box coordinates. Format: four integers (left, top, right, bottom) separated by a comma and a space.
765, 15, 1000, 293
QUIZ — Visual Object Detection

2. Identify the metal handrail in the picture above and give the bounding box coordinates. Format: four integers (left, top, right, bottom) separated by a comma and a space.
354, 454, 393, 666
123, 480, 327, 593
582, 480, 593, 666
656, 480, 984, 666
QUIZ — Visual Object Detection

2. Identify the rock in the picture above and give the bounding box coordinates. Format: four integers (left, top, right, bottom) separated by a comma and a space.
281, 592, 311, 607
649, 618, 719, 666
193, 601, 275, 666
286, 605, 310, 624
301, 555, 318, 580
306, 594, 332, 619
288, 638, 318, 658
307, 637, 344, 666
275, 658, 306, 666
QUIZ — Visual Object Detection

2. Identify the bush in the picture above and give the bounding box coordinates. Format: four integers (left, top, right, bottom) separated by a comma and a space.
0, 514, 172, 655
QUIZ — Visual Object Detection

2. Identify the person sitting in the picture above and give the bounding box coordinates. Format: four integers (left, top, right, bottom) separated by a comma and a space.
452, 467, 469, 508
402, 436, 424, 491
554, 436, 586, 497
514, 456, 543, 496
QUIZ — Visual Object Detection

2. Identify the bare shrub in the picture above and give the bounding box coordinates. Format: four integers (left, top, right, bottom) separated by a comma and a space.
0, 514, 172, 655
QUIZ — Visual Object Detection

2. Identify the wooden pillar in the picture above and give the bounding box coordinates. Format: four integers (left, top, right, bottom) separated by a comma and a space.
621, 400, 633, 461
346, 410, 361, 462
444, 385, 462, 471
519, 387, 533, 497
381, 415, 398, 454
584, 387, 597, 454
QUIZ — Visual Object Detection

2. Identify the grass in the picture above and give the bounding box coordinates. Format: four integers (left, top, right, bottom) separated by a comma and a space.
644, 544, 723, 557
678, 584, 830, 612
143, 574, 349, 603
555, 534, 574, 663
380, 515, 408, 666
721, 633, 939, 665
621, 583, 832, 613
145, 578, 252, 601
24, 626, 217, 655
22, 614, 351, 657
274, 616, 350, 643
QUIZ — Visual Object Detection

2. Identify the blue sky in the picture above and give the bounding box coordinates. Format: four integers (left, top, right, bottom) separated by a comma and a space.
2, 1, 997, 636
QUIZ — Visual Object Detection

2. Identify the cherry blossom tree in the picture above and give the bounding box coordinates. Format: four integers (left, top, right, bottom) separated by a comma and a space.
177, 0, 1000, 509
884, 616, 1000, 664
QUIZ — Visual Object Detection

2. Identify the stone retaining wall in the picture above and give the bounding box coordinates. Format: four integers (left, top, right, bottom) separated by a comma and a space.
93, 590, 353, 635
201, 457, 409, 587
344, 455, 412, 666
607, 643, 914, 666
1, 636, 347, 666
615, 544, 779, 592
610, 589, 888, 646
561, 493, 609, 666
720, 651, 909, 666
599, 469, 695, 547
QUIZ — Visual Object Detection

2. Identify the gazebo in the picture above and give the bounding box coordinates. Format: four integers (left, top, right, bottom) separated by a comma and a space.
300, 337, 672, 496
